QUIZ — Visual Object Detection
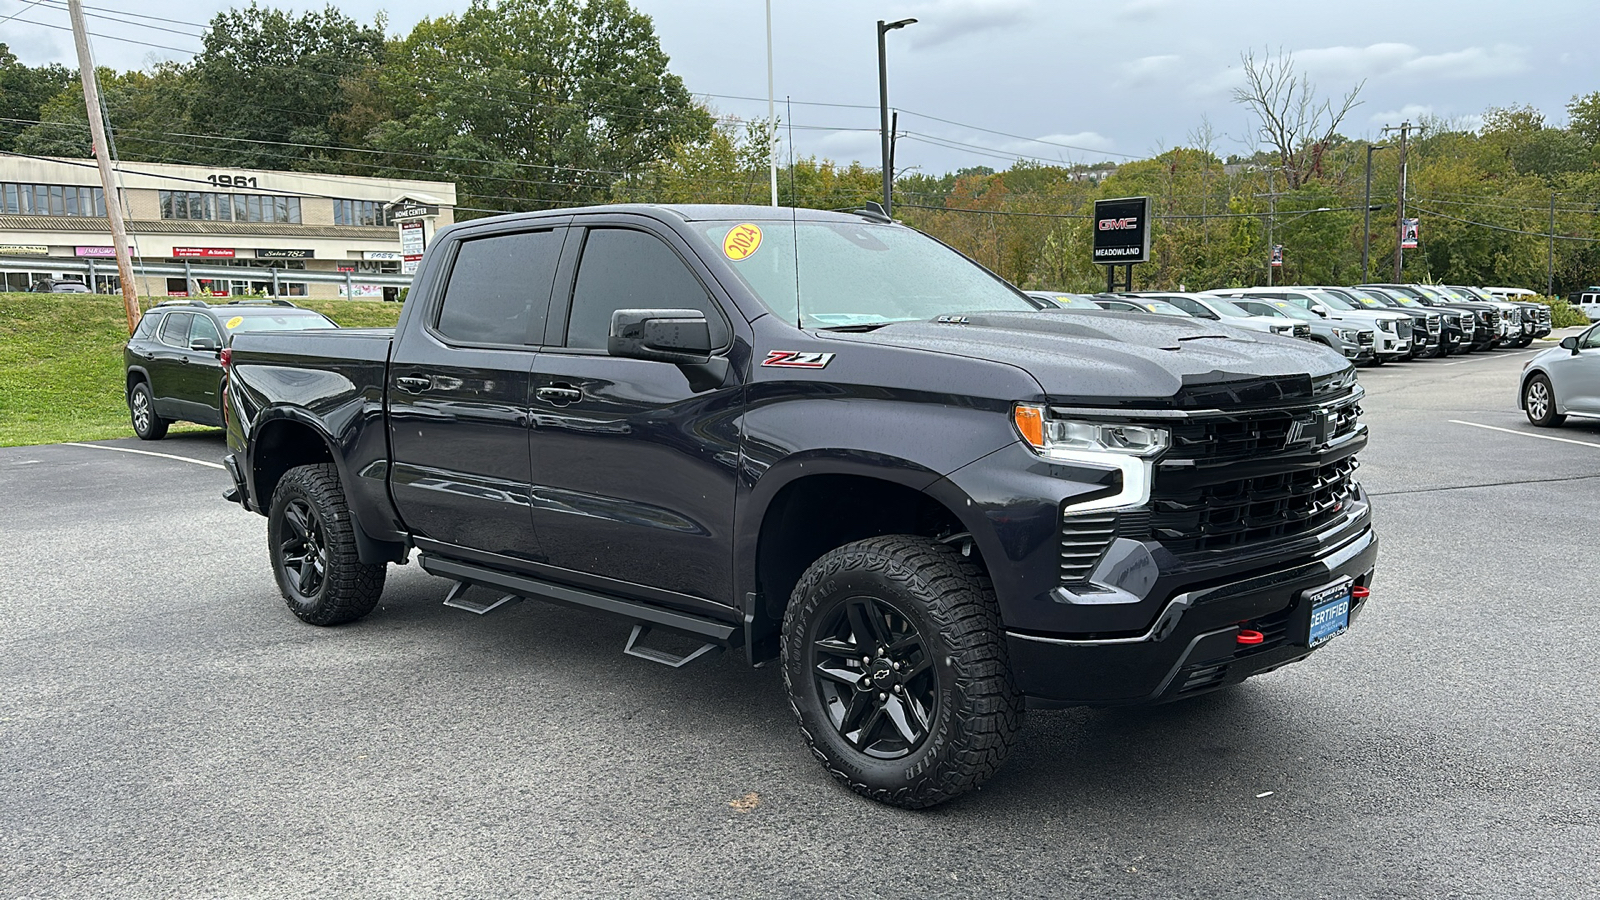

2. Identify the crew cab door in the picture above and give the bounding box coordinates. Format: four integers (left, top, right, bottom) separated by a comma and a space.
526, 220, 743, 613
387, 223, 566, 558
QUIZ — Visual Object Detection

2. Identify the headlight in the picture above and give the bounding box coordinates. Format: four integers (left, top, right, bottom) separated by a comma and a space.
1270, 324, 1292, 334
1013, 406, 1170, 459
1333, 327, 1360, 341
1377, 320, 1396, 332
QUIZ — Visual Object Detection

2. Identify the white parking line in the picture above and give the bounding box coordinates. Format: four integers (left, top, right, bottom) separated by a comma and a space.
1448, 420, 1600, 450
1435, 349, 1542, 366
62, 442, 225, 469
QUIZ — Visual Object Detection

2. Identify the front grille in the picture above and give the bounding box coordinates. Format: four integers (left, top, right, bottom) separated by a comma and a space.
1151, 456, 1358, 555
1165, 399, 1361, 465
1426, 314, 1441, 334
1293, 323, 1311, 339
1357, 331, 1375, 345
1486, 310, 1501, 331
1060, 512, 1118, 584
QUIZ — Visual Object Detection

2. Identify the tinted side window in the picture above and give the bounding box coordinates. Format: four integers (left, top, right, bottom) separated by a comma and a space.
435, 229, 563, 345
190, 315, 222, 346
1168, 297, 1208, 317
564, 228, 727, 351
157, 313, 191, 347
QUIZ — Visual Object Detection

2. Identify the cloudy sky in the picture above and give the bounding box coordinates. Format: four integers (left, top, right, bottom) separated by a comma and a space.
4, 0, 1597, 174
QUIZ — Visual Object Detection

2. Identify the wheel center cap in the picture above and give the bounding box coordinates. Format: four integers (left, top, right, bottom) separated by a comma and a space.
871, 659, 895, 683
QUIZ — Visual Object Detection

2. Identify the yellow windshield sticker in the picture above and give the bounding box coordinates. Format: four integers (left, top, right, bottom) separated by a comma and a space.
225, 316, 244, 329
723, 223, 763, 261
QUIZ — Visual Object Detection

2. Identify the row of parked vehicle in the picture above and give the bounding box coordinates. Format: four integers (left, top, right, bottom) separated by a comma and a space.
1025, 284, 1556, 367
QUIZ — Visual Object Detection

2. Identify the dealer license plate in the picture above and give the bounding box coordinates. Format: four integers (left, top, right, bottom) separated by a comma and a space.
1305, 580, 1351, 647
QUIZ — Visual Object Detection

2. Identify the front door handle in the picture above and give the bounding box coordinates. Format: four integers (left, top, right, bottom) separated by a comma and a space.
395, 375, 432, 393
535, 385, 582, 406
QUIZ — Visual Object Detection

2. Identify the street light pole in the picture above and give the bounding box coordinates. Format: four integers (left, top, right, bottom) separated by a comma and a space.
1362, 143, 1389, 283
877, 18, 916, 216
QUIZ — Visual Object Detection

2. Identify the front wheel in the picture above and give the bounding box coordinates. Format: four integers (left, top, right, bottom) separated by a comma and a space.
1524, 374, 1566, 427
782, 535, 1024, 808
267, 463, 385, 625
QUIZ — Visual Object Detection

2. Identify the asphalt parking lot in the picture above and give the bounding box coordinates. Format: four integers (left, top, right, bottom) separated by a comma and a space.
3, 336, 1598, 899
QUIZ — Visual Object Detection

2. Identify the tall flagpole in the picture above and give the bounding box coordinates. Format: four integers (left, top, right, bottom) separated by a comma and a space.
766, 0, 778, 206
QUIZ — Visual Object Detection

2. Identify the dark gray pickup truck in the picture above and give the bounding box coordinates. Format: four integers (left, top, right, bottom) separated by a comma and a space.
223, 204, 1378, 808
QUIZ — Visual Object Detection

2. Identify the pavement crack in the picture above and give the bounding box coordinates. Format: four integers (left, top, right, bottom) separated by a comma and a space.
1368, 472, 1600, 497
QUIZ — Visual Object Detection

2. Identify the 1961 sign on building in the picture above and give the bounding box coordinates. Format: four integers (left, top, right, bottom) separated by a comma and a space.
1091, 196, 1152, 265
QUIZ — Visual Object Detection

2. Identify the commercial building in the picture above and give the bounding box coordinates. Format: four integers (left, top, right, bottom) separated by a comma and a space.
0, 157, 456, 300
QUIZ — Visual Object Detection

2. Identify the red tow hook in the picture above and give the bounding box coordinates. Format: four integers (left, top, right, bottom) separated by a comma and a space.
1236, 629, 1265, 645
1352, 586, 1370, 601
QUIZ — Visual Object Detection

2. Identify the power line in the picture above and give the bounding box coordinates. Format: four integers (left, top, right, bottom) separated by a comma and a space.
0, 0, 50, 26
1408, 204, 1600, 243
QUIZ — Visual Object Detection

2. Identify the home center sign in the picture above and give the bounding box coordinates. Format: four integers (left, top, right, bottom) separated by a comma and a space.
1091, 196, 1151, 265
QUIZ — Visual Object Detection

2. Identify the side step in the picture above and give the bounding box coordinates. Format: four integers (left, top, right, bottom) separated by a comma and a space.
623, 624, 723, 668
441, 580, 522, 616
419, 554, 737, 647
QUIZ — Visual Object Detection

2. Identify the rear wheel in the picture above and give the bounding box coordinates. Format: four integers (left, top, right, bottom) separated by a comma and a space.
1524, 375, 1566, 427
128, 381, 168, 440
782, 535, 1023, 809
268, 463, 385, 625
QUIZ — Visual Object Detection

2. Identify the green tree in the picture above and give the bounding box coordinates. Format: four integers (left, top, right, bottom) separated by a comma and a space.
0, 44, 73, 152
370, 0, 712, 213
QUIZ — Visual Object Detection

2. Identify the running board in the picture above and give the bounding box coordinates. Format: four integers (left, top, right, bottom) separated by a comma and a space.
441, 580, 522, 615
623, 624, 723, 668
418, 554, 737, 643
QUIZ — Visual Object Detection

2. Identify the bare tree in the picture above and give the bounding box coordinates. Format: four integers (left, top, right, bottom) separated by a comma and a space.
1232, 48, 1363, 189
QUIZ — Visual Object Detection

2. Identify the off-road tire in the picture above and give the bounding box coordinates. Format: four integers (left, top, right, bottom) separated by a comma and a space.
267, 463, 385, 625
1524, 374, 1565, 427
782, 535, 1024, 808
128, 381, 168, 440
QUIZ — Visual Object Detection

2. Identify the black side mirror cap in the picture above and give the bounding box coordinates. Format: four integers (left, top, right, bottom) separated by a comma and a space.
189, 336, 221, 353
1560, 336, 1579, 351
609, 308, 712, 364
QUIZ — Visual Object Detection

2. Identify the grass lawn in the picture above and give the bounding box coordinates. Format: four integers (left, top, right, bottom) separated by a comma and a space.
0, 293, 403, 447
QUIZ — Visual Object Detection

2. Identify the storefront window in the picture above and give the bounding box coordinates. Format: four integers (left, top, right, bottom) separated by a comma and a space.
158, 190, 301, 223
0, 182, 107, 217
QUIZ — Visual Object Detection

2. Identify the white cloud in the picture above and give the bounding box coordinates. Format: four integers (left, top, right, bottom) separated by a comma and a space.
893, 0, 1038, 49
1369, 104, 1434, 126
1290, 42, 1528, 82
1297, 43, 1418, 79
1119, 54, 1182, 88
1115, 0, 1178, 20
1401, 44, 1528, 79
1000, 132, 1117, 159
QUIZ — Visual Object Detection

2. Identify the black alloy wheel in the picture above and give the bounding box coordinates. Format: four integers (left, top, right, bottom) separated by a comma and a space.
278, 498, 328, 600
267, 463, 385, 625
128, 381, 168, 440
782, 535, 1023, 809
810, 595, 937, 760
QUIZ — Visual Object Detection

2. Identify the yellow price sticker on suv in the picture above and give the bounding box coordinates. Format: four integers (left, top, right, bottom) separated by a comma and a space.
723, 223, 763, 260
225, 316, 244, 329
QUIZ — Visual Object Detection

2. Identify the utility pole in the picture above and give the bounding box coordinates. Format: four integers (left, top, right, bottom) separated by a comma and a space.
1384, 120, 1411, 282
1362, 143, 1389, 283
68, 0, 140, 334
1267, 168, 1276, 287
877, 18, 916, 216
1548, 191, 1557, 297
765, 0, 777, 207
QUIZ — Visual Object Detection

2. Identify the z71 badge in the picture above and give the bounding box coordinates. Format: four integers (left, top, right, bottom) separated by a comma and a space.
762, 350, 836, 369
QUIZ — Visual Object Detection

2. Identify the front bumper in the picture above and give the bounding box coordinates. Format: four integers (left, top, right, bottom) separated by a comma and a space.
1008, 525, 1377, 707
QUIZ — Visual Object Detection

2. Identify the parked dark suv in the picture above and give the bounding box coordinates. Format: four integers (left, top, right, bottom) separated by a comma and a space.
123, 299, 336, 439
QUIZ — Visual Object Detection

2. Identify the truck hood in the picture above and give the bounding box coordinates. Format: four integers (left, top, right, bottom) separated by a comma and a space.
820, 311, 1352, 409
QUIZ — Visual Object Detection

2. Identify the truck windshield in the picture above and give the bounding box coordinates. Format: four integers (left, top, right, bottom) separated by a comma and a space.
1251, 300, 1319, 320
695, 219, 1034, 328
225, 313, 337, 336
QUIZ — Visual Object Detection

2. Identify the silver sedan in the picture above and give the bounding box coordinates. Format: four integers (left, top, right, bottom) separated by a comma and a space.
1520, 324, 1600, 426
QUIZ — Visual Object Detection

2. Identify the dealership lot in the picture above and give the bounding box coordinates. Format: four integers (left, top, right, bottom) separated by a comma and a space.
2, 344, 1597, 898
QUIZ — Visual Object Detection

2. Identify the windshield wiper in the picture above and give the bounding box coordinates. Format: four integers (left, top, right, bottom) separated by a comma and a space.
815, 323, 893, 332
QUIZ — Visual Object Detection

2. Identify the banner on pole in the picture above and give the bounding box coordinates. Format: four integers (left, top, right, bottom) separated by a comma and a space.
1270, 244, 1284, 268
1401, 218, 1419, 249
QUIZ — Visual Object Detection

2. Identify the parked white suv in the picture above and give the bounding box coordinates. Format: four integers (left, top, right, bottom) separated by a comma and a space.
1212, 287, 1412, 362
1139, 292, 1306, 338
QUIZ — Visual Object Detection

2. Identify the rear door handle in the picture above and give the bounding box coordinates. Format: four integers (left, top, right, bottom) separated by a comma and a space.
535, 385, 582, 405
395, 375, 432, 393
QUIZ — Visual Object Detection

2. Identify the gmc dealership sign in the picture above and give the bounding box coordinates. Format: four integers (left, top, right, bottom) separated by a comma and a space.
1091, 196, 1151, 265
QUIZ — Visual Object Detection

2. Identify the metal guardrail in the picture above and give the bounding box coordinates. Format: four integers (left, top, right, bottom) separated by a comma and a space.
0, 256, 413, 294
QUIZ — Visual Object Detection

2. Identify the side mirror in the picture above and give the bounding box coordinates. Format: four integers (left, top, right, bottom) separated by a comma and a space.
608, 308, 712, 364
1309, 304, 1328, 317
189, 336, 221, 354
1560, 336, 1579, 352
